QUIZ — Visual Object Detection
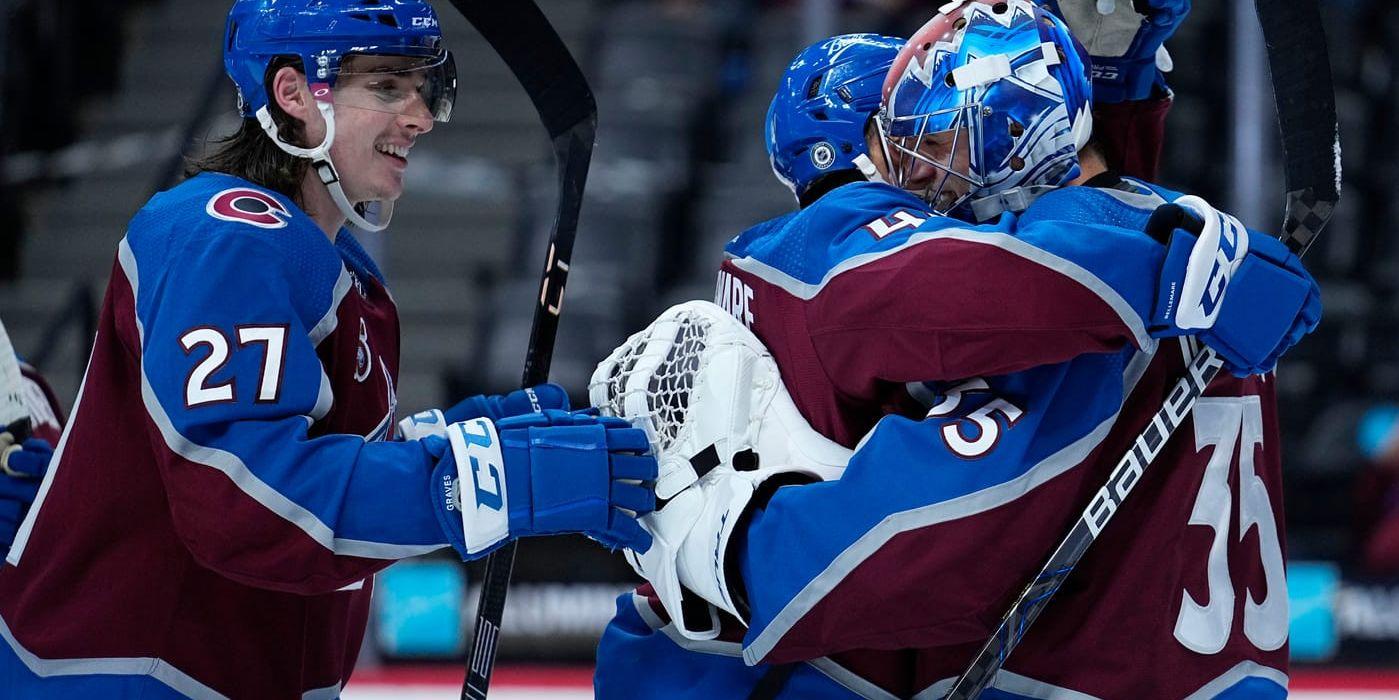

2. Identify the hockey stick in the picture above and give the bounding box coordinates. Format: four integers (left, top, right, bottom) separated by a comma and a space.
944, 1, 1340, 697
440, 2, 597, 698
0, 318, 32, 443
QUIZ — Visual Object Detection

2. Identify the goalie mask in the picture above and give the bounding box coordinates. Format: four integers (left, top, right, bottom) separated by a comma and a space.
223, 0, 458, 231
878, 0, 1093, 220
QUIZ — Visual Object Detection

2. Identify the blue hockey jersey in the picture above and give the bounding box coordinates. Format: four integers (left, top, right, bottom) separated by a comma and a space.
0, 172, 454, 699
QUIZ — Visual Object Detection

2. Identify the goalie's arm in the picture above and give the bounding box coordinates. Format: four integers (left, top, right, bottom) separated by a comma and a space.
1092, 93, 1172, 182
623, 344, 1134, 663
728, 360, 1128, 666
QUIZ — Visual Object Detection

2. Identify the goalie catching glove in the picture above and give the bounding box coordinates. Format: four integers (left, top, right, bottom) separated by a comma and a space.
423, 410, 657, 560
591, 301, 852, 639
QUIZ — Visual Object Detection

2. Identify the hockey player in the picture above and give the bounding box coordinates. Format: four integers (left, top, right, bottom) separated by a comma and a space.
0, 1, 657, 698
598, 2, 1313, 698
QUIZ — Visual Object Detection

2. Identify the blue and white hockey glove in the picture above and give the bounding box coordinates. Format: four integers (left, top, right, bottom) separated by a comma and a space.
0, 435, 53, 557
1149, 195, 1321, 377
426, 409, 657, 560
398, 383, 570, 440
1206, 232, 1321, 376
1041, 0, 1189, 103
444, 383, 571, 423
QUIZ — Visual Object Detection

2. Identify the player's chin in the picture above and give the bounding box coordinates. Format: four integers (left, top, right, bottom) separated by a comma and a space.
375, 169, 407, 199
376, 183, 406, 202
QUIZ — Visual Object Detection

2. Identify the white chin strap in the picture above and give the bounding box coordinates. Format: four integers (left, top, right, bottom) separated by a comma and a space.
852, 153, 887, 185
255, 101, 393, 232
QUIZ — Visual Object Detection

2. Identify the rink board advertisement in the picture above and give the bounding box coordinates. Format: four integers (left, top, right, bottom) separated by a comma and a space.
1290, 561, 1399, 665
371, 556, 1399, 665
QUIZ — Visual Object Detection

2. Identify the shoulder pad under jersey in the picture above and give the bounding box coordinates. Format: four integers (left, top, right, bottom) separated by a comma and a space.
125, 172, 349, 332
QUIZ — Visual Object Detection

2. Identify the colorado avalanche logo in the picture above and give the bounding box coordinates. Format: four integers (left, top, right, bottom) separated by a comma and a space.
205, 188, 291, 229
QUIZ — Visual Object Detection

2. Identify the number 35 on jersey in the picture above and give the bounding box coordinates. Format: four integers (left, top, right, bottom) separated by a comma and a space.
917, 378, 1025, 459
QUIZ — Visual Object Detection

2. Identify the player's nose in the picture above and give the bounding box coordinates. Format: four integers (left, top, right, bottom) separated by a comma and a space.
400, 93, 435, 133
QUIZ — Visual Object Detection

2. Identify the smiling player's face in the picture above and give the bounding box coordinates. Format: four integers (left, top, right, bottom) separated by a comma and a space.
331, 56, 436, 204
897, 129, 972, 209
297, 56, 437, 205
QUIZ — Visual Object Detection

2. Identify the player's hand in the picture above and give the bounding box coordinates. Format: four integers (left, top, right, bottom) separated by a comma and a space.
0, 435, 53, 557
425, 409, 657, 560
1147, 196, 1321, 376
1039, 0, 1189, 102
397, 383, 571, 440
1, 433, 52, 480
1202, 232, 1321, 377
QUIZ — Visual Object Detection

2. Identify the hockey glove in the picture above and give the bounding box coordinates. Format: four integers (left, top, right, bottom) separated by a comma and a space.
591, 301, 850, 502
426, 409, 657, 561
0, 434, 52, 558
1148, 195, 1321, 376
398, 383, 570, 440
1040, 0, 1189, 103
592, 301, 851, 639
1204, 232, 1321, 376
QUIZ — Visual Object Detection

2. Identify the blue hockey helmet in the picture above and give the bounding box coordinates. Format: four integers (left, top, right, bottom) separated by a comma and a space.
766, 34, 903, 204
878, 0, 1093, 219
221, 0, 458, 232
224, 0, 456, 122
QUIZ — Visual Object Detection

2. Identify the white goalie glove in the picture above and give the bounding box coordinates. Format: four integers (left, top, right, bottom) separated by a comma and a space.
590, 300, 851, 639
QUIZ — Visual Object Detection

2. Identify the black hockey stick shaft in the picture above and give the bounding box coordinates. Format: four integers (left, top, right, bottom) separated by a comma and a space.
442, 2, 597, 699
946, 1, 1340, 695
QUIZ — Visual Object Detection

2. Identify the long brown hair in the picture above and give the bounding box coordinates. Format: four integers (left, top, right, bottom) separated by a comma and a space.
186, 59, 311, 205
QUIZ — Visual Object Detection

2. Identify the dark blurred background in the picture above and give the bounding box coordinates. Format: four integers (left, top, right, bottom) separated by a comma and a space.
2, 0, 1397, 673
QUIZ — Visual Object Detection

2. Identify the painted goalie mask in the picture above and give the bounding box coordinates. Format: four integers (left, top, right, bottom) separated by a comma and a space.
878, 0, 1094, 220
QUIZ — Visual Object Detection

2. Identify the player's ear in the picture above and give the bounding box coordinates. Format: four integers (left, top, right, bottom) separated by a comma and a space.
269, 66, 320, 138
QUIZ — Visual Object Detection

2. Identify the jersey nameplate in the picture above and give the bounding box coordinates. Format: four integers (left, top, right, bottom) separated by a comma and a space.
715, 269, 755, 328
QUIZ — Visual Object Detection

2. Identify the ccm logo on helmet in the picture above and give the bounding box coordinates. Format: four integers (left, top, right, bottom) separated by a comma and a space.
412, 17, 438, 28
205, 188, 291, 229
